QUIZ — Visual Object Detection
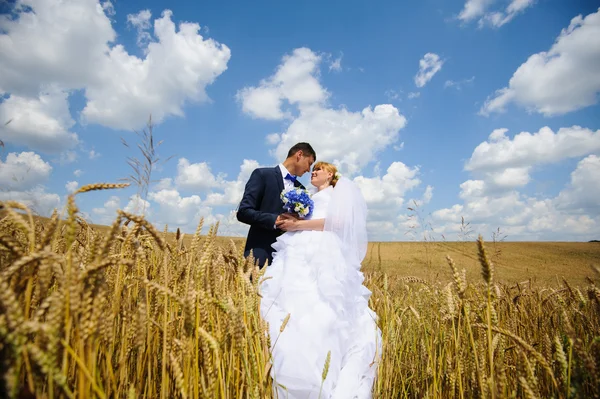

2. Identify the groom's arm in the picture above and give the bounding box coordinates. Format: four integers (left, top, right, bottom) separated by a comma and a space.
236, 169, 279, 230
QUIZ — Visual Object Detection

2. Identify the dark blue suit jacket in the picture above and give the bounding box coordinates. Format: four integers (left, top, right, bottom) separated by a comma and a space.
236, 166, 304, 267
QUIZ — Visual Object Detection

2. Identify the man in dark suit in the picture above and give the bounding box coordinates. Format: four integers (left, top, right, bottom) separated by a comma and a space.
237, 142, 316, 268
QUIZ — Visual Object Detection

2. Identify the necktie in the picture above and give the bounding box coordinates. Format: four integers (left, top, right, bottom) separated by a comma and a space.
285, 173, 297, 183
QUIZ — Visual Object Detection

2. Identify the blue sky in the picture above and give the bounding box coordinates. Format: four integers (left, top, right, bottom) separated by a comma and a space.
1, 0, 599, 241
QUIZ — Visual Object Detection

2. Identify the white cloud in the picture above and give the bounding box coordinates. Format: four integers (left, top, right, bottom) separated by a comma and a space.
355, 162, 421, 207
507, 0, 535, 14
82, 157, 430, 239
0, 186, 60, 216
65, 181, 79, 193
0, 151, 52, 190
236, 48, 329, 120
385, 89, 400, 101
352, 162, 427, 240
148, 188, 206, 226
458, 0, 494, 22
175, 158, 223, 191
126, 159, 263, 234
486, 167, 530, 189
273, 104, 407, 175
240, 48, 406, 176
74, 169, 84, 177
59, 150, 78, 164
466, 126, 600, 172
127, 9, 152, 47
0, 1, 232, 138
92, 195, 121, 216
461, 126, 600, 196
89, 159, 263, 234
204, 159, 262, 206
458, 0, 536, 27
168, 158, 262, 220
208, 210, 250, 237
237, 86, 287, 120
164, 158, 425, 239
266, 133, 281, 145
89, 150, 100, 160
154, 178, 173, 191
431, 125, 600, 241
329, 54, 343, 72
0, 0, 115, 97
102, 1, 115, 17
102, 140, 598, 241
0, 89, 79, 153
92, 194, 150, 224
432, 187, 599, 241
96, 158, 262, 235
481, 8, 600, 116
444, 76, 475, 90
408, 92, 420, 99
555, 155, 600, 213
480, 0, 536, 27
81, 10, 231, 130
123, 194, 151, 215
422, 185, 434, 204
414, 53, 444, 88
127, 9, 152, 29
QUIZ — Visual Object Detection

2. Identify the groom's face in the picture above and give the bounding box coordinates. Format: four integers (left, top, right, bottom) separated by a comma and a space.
296, 153, 315, 176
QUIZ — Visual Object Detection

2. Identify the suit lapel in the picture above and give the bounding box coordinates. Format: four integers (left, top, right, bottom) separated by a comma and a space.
274, 166, 284, 193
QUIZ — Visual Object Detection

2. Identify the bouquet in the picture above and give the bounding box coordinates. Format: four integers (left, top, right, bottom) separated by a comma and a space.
280, 187, 314, 219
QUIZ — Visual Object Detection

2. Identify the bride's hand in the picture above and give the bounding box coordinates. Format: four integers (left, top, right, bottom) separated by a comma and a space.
277, 217, 299, 231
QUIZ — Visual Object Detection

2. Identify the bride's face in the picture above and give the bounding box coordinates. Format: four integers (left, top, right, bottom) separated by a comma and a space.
310, 166, 333, 187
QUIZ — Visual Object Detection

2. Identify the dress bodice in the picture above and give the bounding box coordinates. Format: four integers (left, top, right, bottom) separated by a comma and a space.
309, 186, 333, 219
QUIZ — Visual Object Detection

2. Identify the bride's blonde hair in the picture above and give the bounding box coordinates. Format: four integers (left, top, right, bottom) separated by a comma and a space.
313, 162, 339, 187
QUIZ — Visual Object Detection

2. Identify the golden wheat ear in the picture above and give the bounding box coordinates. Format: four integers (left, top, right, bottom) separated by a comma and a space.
75, 183, 130, 195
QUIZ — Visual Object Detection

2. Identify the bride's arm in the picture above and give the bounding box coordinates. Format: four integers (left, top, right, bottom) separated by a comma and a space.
276, 218, 325, 231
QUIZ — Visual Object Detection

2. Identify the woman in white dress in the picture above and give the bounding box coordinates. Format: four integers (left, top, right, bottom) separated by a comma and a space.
259, 161, 382, 399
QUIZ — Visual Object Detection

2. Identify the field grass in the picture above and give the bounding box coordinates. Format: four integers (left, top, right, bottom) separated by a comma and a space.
1, 189, 600, 398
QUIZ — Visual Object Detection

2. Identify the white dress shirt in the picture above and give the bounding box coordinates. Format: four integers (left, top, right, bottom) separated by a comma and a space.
276, 164, 296, 229
279, 163, 295, 191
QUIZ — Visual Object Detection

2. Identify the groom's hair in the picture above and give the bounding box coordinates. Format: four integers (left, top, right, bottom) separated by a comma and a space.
287, 142, 316, 159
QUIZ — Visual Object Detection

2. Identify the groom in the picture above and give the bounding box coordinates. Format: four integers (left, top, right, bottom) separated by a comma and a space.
237, 142, 316, 268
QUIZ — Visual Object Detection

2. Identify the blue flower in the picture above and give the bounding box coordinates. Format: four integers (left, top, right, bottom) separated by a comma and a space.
280, 187, 314, 219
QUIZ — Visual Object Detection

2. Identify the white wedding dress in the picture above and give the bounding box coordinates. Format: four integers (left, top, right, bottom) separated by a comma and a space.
259, 183, 382, 399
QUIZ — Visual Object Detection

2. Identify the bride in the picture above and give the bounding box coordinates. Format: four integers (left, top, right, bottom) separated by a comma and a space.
259, 161, 382, 399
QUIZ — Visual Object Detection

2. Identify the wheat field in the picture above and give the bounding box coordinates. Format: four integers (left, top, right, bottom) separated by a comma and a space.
1, 185, 599, 398
362, 241, 600, 287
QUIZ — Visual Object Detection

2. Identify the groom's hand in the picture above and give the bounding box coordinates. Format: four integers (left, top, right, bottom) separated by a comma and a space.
275, 214, 285, 228
276, 213, 298, 229
275, 214, 289, 228
277, 217, 298, 231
